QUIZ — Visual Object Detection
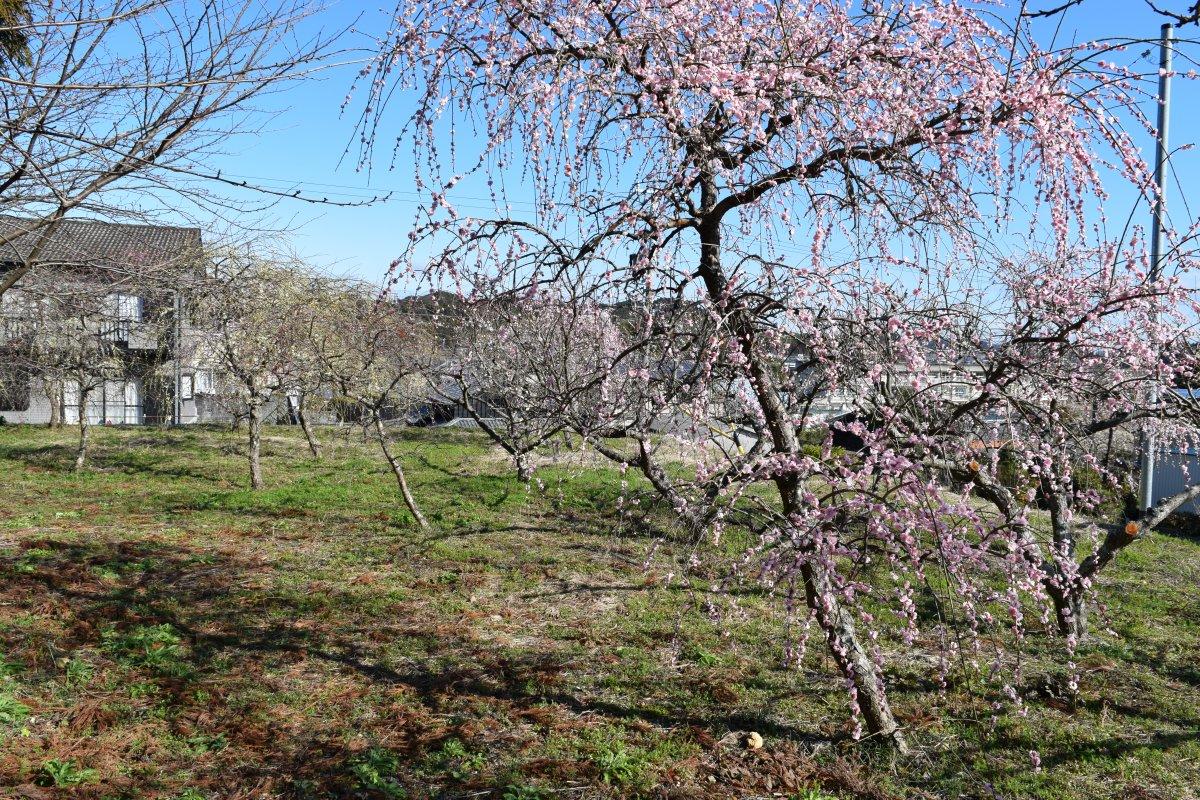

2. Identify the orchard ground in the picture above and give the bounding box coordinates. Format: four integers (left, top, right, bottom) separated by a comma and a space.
0, 425, 1197, 799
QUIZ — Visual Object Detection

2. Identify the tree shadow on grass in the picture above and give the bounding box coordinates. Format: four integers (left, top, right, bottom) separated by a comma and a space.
90, 448, 226, 483
10, 526, 1195, 798
0, 534, 837, 797
393, 521, 564, 557
957, 724, 1200, 782
1155, 512, 1200, 545
0, 436, 222, 483
0, 440, 74, 470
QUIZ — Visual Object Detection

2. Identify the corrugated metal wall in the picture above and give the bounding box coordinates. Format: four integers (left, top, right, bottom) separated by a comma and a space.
1152, 450, 1200, 515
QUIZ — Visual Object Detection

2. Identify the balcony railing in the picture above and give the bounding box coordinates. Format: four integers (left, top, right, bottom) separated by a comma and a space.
100, 319, 132, 343
2, 317, 28, 342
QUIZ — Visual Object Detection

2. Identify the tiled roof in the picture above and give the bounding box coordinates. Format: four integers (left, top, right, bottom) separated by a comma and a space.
0, 216, 202, 268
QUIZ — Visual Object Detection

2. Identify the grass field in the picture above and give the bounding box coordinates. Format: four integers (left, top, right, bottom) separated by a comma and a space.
0, 424, 1197, 799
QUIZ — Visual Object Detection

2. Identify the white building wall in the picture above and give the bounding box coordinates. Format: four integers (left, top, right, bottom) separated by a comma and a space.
0, 377, 55, 424
1152, 450, 1200, 516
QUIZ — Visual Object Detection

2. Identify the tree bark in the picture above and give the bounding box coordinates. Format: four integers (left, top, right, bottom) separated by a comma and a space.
46, 379, 61, 429
295, 394, 322, 459
801, 559, 906, 747
247, 401, 264, 490
1051, 587, 1088, 642
372, 414, 429, 529
73, 390, 90, 471
688, 192, 905, 751
515, 451, 534, 482
1044, 487, 1086, 640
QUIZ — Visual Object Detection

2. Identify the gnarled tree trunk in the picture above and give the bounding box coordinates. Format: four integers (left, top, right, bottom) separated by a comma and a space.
295, 393, 322, 459
372, 414, 428, 529
692, 196, 905, 751
73, 389, 90, 471
514, 450, 534, 482
247, 400, 264, 490
1051, 588, 1088, 642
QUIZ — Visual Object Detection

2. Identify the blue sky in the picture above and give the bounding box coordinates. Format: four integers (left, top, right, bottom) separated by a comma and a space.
180, 1, 1200, 285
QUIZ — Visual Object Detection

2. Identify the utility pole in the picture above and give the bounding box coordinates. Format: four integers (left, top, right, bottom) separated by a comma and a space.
173, 288, 182, 426
1138, 23, 1173, 514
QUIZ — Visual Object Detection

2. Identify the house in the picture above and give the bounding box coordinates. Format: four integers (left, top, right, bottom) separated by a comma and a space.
407, 372, 505, 428
0, 215, 211, 425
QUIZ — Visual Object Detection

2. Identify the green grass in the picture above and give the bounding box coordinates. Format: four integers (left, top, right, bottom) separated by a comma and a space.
0, 423, 1196, 798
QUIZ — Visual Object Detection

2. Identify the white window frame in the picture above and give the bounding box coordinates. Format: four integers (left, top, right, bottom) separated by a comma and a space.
123, 380, 141, 424
105, 293, 143, 323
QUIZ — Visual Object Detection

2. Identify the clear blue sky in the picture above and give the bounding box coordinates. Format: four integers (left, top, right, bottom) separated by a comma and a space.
177, 0, 1200, 284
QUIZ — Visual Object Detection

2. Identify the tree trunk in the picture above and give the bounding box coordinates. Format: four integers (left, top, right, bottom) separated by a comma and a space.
1046, 487, 1087, 641
46, 379, 61, 429
1051, 587, 1088, 642
802, 560, 907, 749
693, 194, 905, 751
515, 451, 534, 482
372, 415, 429, 529
247, 401, 264, 490
296, 394, 322, 459
73, 390, 90, 471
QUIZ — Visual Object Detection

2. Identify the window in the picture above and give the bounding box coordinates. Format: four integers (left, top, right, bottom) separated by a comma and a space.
123, 381, 141, 424
3, 317, 27, 341
2, 292, 31, 341
194, 369, 214, 394
180, 374, 194, 400
105, 293, 143, 322
62, 380, 142, 424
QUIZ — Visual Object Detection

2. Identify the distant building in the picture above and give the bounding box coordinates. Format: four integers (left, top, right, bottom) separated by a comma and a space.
0, 215, 215, 425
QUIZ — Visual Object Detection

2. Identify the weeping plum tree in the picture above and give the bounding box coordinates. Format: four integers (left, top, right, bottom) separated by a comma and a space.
907, 249, 1200, 644
354, 0, 1198, 749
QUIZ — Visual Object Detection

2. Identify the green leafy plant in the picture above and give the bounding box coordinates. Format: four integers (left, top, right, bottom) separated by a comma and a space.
594, 740, 639, 785
0, 691, 30, 726
37, 758, 99, 787
349, 747, 405, 798
182, 731, 228, 756
794, 787, 838, 800
429, 737, 486, 780
65, 657, 94, 686
502, 785, 547, 800
0, 651, 24, 678
102, 623, 190, 676
683, 644, 721, 667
